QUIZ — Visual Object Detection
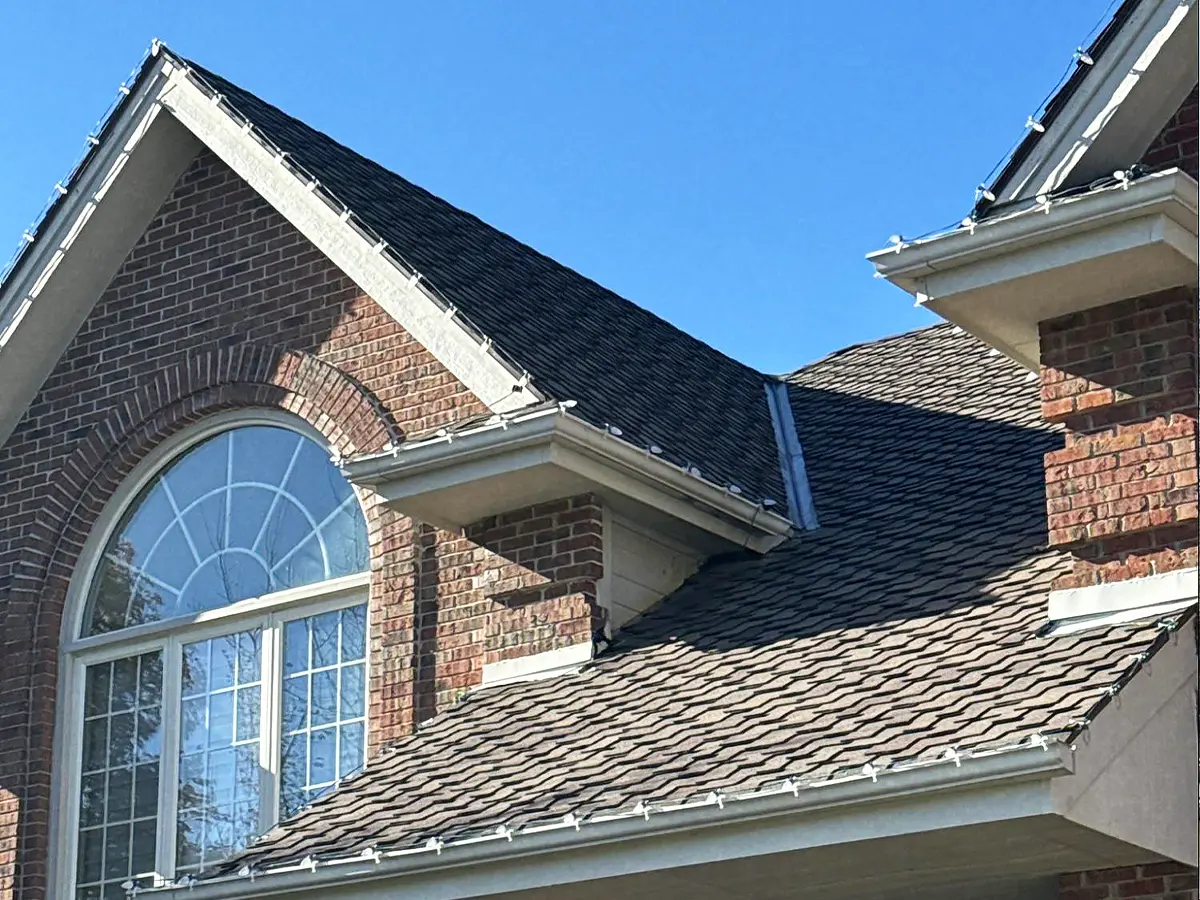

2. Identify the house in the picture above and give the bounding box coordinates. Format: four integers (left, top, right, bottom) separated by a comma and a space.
0, 0, 1195, 898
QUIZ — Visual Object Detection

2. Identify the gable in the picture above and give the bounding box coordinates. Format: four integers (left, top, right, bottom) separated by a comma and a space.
0, 47, 797, 526
6, 149, 487, 469
982, 0, 1198, 212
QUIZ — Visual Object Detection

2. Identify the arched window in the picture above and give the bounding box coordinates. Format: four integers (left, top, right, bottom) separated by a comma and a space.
59, 416, 371, 898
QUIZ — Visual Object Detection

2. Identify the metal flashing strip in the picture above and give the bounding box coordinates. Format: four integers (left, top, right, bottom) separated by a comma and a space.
764, 380, 819, 530
1047, 567, 1198, 636
1046, 597, 1197, 636
480, 642, 593, 688
1049, 567, 1199, 623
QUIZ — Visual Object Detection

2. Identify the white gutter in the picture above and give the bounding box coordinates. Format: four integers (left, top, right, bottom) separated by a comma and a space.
344, 408, 795, 551
869, 168, 1198, 291
142, 740, 1072, 900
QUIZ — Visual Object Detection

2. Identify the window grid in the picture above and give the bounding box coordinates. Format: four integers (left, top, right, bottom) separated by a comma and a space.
175, 630, 263, 875
84, 426, 369, 635
76, 653, 162, 900
66, 421, 371, 895
280, 606, 367, 817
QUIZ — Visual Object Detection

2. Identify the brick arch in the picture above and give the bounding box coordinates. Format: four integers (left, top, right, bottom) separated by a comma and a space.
0, 343, 396, 891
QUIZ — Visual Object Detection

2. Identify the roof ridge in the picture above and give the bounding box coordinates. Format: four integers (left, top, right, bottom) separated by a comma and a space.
784, 321, 955, 378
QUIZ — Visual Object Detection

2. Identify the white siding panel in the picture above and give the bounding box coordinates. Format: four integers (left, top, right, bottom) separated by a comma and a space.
608, 516, 701, 629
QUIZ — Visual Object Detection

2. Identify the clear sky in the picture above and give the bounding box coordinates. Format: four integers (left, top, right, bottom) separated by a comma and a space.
0, 1, 1113, 374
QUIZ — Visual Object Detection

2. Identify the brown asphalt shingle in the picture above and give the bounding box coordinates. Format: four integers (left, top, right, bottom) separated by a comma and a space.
217, 323, 1171, 873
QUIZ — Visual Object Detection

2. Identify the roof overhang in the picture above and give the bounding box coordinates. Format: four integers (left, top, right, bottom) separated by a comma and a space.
991, 0, 1197, 205
344, 407, 794, 554
0, 54, 202, 447
145, 711, 1196, 900
869, 169, 1198, 369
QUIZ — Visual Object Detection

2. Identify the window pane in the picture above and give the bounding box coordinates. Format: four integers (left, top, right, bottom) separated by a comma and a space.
339, 722, 364, 777
82, 426, 368, 636
340, 664, 365, 719
340, 605, 366, 662
311, 612, 339, 668
76, 652, 161, 898
176, 628, 262, 876
279, 604, 368, 817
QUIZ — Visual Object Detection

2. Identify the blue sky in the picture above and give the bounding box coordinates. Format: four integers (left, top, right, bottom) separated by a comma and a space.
0, 1, 1112, 373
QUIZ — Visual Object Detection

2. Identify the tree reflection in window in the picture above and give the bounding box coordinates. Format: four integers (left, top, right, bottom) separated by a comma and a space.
84, 427, 369, 635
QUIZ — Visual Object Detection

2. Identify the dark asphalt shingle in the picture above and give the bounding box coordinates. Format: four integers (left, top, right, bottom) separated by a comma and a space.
182, 57, 789, 514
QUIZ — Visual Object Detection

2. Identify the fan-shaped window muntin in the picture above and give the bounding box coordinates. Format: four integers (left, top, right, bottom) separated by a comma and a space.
61, 417, 371, 896
85, 425, 368, 636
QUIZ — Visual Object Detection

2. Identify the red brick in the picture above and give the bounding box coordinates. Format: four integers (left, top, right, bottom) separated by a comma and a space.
1041, 287, 1198, 589
0, 153, 612, 898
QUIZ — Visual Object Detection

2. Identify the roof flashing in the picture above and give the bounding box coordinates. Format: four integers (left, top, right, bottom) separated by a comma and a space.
1046, 567, 1198, 636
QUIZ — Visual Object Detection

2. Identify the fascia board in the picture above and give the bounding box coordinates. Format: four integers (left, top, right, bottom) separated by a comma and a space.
869, 169, 1198, 290
155, 59, 540, 415
145, 745, 1070, 900
344, 412, 792, 550
0, 56, 202, 450
999, 0, 1197, 203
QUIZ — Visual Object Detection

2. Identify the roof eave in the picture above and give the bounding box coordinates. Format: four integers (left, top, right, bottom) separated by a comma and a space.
344, 408, 794, 554
869, 169, 1199, 368
146, 742, 1074, 900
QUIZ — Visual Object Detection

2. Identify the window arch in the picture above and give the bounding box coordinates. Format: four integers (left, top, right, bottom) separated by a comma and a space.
60, 414, 372, 898
85, 424, 368, 635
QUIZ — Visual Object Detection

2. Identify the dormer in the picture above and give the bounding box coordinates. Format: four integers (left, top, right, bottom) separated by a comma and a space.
341, 393, 814, 683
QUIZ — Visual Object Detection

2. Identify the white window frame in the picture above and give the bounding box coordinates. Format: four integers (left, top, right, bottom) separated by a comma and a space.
50, 409, 372, 897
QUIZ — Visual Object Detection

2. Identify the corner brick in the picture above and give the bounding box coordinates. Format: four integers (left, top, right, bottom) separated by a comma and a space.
1040, 287, 1198, 590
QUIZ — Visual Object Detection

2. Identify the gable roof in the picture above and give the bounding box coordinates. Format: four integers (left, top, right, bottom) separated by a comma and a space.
201, 323, 1178, 877
977, 0, 1197, 217
0, 47, 791, 519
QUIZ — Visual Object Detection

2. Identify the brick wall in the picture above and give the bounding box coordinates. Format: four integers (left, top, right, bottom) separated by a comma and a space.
0, 151, 600, 897
1038, 287, 1198, 589
1060, 863, 1199, 900
1140, 85, 1199, 180
393, 495, 604, 727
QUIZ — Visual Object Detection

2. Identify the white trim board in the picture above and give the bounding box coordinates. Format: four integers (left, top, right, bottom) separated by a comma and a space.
1047, 567, 1198, 635
480, 642, 593, 688
344, 409, 794, 554
997, 0, 1198, 203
